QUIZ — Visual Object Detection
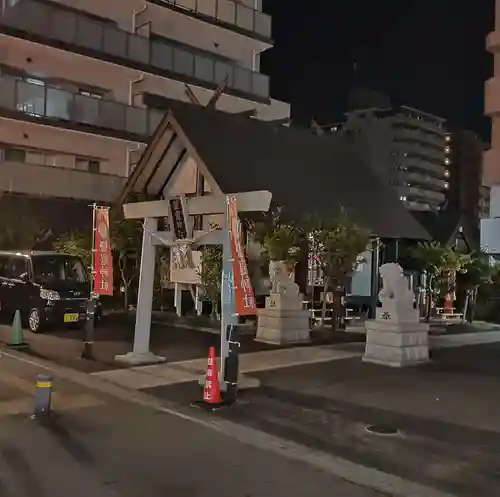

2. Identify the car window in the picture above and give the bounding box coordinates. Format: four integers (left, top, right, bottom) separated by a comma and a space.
0, 256, 10, 278
32, 255, 88, 284
6, 257, 29, 280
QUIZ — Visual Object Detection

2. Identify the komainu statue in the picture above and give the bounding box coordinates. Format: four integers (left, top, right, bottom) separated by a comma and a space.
378, 263, 417, 322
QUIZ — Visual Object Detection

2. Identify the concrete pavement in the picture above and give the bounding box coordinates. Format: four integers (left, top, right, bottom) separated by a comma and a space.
0, 355, 104, 418
0, 351, 383, 497
142, 345, 500, 497
92, 345, 362, 389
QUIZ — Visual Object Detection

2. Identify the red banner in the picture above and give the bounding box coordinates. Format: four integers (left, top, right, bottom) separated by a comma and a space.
93, 208, 113, 296
227, 196, 256, 315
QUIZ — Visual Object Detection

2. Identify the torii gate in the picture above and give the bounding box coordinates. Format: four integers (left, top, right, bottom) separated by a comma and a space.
115, 190, 272, 366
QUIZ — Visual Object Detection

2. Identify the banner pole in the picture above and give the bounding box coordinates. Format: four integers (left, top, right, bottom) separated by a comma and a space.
82, 202, 97, 360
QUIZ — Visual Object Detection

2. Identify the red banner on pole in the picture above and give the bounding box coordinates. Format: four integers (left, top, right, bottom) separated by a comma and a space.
227, 196, 256, 316
93, 208, 113, 296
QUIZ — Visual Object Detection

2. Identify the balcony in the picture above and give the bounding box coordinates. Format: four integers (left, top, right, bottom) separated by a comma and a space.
0, 160, 126, 202
394, 128, 445, 149
393, 113, 445, 135
0, 75, 165, 138
487, 30, 500, 53
149, 0, 272, 41
394, 141, 446, 163
403, 157, 447, 178
399, 185, 446, 203
0, 0, 270, 102
485, 77, 500, 117
399, 171, 448, 191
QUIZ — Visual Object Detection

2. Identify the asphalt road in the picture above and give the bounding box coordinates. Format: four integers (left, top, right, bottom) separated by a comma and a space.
0, 355, 383, 497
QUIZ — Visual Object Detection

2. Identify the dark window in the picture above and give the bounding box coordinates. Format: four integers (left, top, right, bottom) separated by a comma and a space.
88, 160, 100, 173
6, 256, 29, 280
32, 255, 88, 285
0, 256, 10, 278
75, 157, 101, 173
4, 147, 26, 162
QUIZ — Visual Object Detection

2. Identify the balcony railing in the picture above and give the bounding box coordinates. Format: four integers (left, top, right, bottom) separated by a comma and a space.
393, 113, 445, 136
0, 160, 126, 202
393, 142, 446, 164
403, 158, 447, 178
399, 171, 448, 190
0, 0, 270, 101
394, 128, 445, 149
152, 0, 272, 39
0, 75, 165, 137
399, 186, 446, 203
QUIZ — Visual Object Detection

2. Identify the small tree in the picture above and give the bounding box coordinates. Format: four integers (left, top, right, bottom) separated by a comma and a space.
111, 213, 143, 310
198, 245, 222, 319
54, 231, 92, 268
461, 252, 495, 322
250, 207, 303, 264
411, 241, 471, 321
307, 209, 371, 330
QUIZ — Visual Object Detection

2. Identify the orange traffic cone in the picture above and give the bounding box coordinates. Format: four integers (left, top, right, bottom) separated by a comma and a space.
193, 346, 225, 410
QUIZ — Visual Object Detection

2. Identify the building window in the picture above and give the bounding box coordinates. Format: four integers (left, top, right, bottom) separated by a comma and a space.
24, 77, 44, 86
88, 159, 100, 173
79, 89, 103, 99
4, 147, 26, 162
75, 157, 101, 173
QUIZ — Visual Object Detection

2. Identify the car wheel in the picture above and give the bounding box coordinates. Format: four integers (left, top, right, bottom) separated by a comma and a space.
28, 308, 45, 333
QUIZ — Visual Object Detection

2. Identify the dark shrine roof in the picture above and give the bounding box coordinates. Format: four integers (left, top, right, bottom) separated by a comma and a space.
119, 100, 429, 240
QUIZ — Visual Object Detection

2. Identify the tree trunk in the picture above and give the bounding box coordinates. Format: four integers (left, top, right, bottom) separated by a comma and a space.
119, 256, 128, 309
425, 278, 434, 322
462, 290, 469, 324
211, 299, 221, 321
468, 287, 478, 323
123, 284, 129, 310
332, 285, 346, 331
320, 280, 328, 327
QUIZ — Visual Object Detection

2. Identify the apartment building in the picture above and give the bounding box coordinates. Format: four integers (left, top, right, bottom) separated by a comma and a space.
328, 105, 450, 212
0, 0, 290, 206
485, 0, 500, 186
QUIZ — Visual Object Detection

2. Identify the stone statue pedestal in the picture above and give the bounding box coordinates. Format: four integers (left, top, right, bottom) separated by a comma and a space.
256, 294, 310, 345
363, 263, 430, 368
363, 313, 430, 368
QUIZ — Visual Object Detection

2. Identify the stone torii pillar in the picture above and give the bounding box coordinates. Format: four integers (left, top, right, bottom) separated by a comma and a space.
115, 191, 272, 366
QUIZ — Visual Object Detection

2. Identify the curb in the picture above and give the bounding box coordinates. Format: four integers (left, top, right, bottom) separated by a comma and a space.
151, 319, 257, 336
1, 347, 456, 497
429, 330, 500, 349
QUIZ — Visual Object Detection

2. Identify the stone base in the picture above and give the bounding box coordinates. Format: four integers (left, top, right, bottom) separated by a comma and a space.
114, 351, 167, 366
363, 320, 430, 367
255, 308, 310, 345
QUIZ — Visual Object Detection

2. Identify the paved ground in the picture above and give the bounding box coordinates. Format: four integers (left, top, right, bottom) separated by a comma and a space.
0, 312, 364, 373
91, 345, 362, 389
0, 354, 104, 418
0, 352, 382, 497
144, 344, 500, 497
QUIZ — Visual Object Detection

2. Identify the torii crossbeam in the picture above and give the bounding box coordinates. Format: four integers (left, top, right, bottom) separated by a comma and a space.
115, 190, 272, 366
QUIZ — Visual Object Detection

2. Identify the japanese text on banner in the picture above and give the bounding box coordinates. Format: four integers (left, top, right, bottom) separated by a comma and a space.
93, 208, 113, 296
227, 196, 256, 316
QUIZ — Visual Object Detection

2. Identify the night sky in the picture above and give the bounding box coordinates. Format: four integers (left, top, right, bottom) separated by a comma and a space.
262, 0, 494, 139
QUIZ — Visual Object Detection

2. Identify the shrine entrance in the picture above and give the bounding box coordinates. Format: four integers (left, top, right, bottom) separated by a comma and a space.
114, 107, 271, 367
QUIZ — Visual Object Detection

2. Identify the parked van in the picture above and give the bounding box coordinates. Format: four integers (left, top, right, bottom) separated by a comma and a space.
0, 251, 102, 333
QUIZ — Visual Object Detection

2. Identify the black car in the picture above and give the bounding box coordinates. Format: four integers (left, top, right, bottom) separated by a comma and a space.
0, 250, 102, 333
